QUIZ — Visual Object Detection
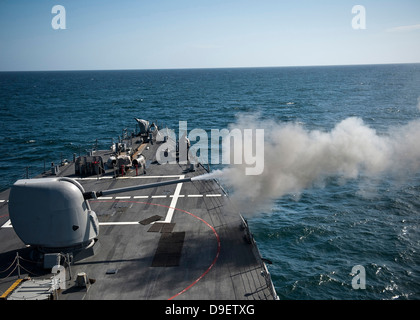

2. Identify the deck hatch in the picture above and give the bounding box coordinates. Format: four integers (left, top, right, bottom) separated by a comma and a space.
106, 269, 118, 274
151, 232, 185, 267
147, 222, 175, 233
139, 215, 162, 225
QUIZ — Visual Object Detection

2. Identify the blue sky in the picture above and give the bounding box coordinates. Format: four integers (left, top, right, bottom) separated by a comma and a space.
0, 0, 419, 71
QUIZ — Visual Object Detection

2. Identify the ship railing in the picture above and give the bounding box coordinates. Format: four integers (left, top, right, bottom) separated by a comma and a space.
0, 252, 73, 300
239, 215, 279, 300
0, 252, 44, 281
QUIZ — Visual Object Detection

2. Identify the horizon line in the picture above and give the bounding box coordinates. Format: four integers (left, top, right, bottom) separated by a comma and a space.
1, 61, 420, 73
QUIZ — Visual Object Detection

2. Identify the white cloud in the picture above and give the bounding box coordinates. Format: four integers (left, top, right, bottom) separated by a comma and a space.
386, 24, 420, 32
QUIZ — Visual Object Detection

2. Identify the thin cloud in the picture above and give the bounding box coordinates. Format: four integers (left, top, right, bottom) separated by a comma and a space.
386, 24, 420, 32
191, 44, 221, 49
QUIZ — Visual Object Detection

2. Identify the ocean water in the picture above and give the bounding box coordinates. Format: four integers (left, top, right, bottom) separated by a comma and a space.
1, 64, 420, 299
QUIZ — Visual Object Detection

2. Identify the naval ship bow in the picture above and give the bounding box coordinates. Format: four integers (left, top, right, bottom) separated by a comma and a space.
0, 118, 278, 300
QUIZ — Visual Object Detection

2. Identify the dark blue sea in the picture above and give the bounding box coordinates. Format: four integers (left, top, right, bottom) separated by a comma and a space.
1, 64, 420, 299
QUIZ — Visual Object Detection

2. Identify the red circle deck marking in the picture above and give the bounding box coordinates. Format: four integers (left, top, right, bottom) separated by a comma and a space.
90, 200, 221, 300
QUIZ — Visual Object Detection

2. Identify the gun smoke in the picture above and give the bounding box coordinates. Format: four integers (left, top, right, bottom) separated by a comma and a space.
196, 114, 420, 215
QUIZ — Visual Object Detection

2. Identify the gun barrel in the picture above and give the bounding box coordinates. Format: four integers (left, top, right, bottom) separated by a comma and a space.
83, 177, 192, 199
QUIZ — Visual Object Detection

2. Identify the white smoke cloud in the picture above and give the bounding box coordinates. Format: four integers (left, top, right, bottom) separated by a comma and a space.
207, 114, 420, 215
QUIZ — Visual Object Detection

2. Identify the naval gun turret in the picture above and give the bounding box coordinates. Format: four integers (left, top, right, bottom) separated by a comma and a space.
9, 177, 99, 252
8, 176, 192, 262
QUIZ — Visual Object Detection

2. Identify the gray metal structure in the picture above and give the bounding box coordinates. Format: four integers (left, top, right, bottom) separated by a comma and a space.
0, 119, 277, 300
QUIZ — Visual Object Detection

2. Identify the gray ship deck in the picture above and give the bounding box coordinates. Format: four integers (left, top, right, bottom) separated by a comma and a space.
0, 131, 277, 300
